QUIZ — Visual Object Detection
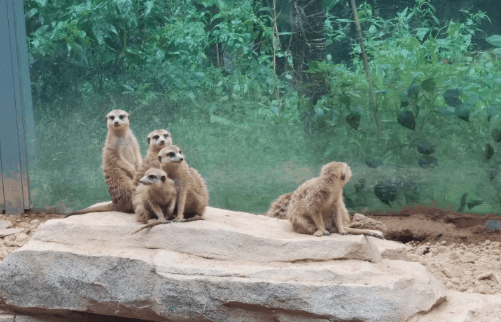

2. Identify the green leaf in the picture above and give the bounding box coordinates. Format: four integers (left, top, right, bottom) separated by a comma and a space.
486, 35, 501, 48
36, 0, 47, 7
122, 84, 134, 92
421, 78, 437, 92
25, 8, 38, 19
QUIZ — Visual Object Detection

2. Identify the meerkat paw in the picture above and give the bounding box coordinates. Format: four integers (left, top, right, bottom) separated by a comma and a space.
313, 229, 330, 237
337, 230, 348, 235
173, 217, 185, 223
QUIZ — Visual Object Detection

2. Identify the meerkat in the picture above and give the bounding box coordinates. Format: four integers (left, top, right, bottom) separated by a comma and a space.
131, 168, 177, 235
266, 192, 293, 219
133, 129, 173, 186
287, 162, 384, 239
158, 145, 209, 222
65, 110, 142, 217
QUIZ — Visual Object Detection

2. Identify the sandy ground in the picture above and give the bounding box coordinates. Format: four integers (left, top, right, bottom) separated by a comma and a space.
0, 212, 63, 261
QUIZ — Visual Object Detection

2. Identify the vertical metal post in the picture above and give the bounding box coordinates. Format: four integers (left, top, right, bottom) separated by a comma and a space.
0, 0, 35, 215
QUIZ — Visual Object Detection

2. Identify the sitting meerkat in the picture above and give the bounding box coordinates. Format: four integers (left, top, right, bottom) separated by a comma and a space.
133, 129, 173, 186
158, 145, 209, 222
266, 192, 293, 219
65, 110, 142, 217
131, 168, 177, 235
287, 162, 384, 239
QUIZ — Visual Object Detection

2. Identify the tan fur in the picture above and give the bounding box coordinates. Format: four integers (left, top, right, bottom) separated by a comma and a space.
266, 192, 293, 219
158, 145, 209, 222
133, 129, 173, 186
65, 110, 142, 217
131, 168, 177, 234
287, 162, 384, 239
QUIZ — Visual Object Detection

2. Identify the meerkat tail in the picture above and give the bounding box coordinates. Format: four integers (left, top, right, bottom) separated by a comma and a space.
131, 220, 172, 235
64, 202, 115, 218
344, 227, 385, 240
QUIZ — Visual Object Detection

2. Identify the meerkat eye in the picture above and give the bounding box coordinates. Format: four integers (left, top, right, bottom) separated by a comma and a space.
119, 115, 125, 120
148, 175, 155, 180
179, 150, 182, 154
164, 134, 169, 138
110, 116, 115, 121
153, 135, 159, 140
167, 152, 175, 157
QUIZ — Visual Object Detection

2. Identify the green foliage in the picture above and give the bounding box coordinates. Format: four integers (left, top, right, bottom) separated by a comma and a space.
25, 0, 501, 214
307, 0, 501, 212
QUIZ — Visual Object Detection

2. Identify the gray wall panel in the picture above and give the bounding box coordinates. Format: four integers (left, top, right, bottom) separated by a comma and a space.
0, 0, 33, 214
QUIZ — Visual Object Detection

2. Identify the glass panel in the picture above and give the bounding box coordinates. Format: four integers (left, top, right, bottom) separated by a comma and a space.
24, 0, 501, 217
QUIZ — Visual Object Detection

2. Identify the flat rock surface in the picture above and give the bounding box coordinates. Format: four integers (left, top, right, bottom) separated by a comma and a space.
0, 207, 446, 322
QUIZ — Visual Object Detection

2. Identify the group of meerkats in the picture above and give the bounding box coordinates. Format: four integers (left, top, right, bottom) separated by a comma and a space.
66, 109, 384, 239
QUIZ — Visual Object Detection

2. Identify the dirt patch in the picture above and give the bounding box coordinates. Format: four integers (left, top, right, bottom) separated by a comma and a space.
365, 204, 501, 245
364, 205, 501, 296
0, 212, 64, 261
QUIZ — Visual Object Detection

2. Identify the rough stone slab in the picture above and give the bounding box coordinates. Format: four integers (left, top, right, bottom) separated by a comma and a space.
373, 239, 408, 261
0, 314, 14, 322
34, 207, 382, 263
0, 207, 445, 322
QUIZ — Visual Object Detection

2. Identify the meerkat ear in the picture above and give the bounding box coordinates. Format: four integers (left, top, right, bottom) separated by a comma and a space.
158, 156, 162, 163
147, 137, 151, 145
104, 116, 108, 123
161, 176, 166, 183
341, 173, 346, 181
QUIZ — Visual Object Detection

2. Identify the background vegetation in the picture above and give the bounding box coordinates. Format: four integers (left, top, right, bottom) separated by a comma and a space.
25, 0, 501, 214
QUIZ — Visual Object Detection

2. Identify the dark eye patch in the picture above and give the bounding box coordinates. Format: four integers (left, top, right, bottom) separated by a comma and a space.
167, 152, 175, 157
110, 116, 115, 121
153, 135, 159, 140
164, 134, 169, 138
119, 115, 125, 120
148, 175, 155, 180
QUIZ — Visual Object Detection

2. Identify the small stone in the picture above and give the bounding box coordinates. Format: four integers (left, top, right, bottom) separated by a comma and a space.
477, 272, 493, 280
0, 220, 11, 230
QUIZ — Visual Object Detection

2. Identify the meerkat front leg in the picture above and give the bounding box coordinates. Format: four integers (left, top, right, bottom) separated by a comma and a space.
310, 214, 330, 237
334, 200, 349, 235
116, 158, 136, 179
150, 203, 166, 222
174, 189, 187, 222
166, 199, 176, 219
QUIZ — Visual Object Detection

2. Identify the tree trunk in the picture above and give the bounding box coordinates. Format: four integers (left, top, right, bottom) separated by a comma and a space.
291, 0, 327, 106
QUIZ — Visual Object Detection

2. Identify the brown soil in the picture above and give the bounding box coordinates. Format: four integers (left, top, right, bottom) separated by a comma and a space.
365, 205, 501, 295
365, 204, 501, 245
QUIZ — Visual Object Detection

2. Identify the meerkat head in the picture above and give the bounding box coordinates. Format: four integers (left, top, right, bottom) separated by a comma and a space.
147, 129, 173, 151
140, 168, 168, 185
158, 145, 185, 166
321, 162, 352, 184
106, 110, 130, 130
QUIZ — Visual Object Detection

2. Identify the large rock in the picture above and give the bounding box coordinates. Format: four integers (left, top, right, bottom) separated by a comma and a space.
0, 207, 446, 322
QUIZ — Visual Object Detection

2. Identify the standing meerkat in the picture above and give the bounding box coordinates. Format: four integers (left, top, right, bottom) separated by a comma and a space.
266, 192, 293, 219
158, 145, 209, 222
287, 162, 384, 239
65, 110, 142, 217
131, 168, 177, 235
133, 129, 173, 186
